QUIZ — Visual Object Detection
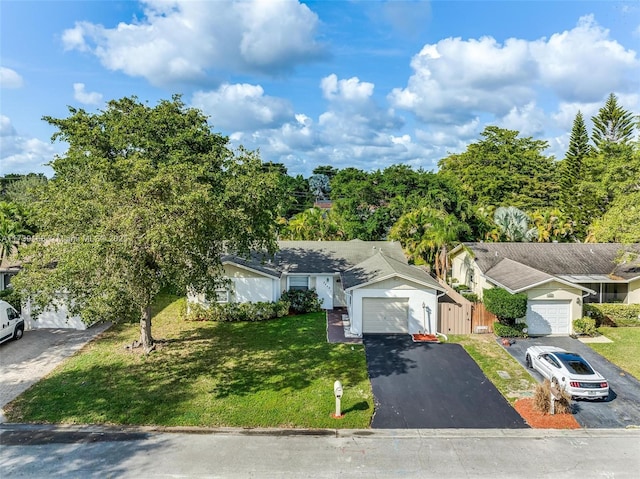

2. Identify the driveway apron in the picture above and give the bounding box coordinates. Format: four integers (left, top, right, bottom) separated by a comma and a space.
501, 336, 640, 428
364, 335, 528, 429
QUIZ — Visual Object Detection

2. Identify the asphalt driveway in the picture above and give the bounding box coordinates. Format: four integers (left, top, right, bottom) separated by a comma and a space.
364, 335, 528, 429
501, 336, 640, 428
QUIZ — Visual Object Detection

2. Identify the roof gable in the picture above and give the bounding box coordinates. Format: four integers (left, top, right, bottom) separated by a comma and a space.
463, 242, 640, 280
343, 253, 445, 292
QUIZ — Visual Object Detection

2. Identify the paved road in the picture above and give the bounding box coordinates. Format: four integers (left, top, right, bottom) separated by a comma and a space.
364, 335, 527, 428
0, 324, 111, 420
501, 336, 640, 428
1, 424, 639, 478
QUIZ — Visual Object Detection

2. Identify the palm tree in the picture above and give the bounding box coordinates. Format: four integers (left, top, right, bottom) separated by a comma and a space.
493, 206, 535, 242
0, 215, 32, 259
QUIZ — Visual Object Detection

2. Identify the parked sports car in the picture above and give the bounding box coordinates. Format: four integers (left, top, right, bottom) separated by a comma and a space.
525, 346, 609, 400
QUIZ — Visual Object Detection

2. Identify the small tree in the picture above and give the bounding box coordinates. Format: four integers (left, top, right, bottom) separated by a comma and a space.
483, 287, 527, 326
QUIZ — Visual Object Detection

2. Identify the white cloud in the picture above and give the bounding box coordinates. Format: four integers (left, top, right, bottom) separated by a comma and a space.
61, 0, 325, 86
0, 67, 23, 88
498, 102, 547, 137
389, 16, 639, 125
531, 15, 639, 102
0, 116, 55, 175
191, 83, 293, 131
73, 83, 103, 105
321, 74, 375, 102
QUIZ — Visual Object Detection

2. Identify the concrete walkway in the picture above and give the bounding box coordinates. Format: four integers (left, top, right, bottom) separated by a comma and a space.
0, 323, 111, 420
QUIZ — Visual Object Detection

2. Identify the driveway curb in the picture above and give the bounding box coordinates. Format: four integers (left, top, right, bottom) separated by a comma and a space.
2, 422, 639, 438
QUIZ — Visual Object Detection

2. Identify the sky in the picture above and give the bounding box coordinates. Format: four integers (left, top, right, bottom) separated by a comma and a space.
1, 0, 639, 178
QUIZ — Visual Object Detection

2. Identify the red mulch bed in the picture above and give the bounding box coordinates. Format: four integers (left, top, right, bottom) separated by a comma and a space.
412, 334, 439, 342
514, 398, 580, 429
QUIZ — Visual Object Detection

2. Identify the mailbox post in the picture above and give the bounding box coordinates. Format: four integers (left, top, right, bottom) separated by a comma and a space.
332, 380, 344, 419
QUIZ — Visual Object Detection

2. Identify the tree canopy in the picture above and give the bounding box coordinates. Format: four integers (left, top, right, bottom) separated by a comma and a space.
13, 96, 280, 351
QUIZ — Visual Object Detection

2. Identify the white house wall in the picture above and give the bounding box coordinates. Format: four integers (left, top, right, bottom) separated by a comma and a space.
350, 284, 438, 336
451, 252, 490, 297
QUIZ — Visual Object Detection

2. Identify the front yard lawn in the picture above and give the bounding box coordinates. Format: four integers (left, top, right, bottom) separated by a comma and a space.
588, 327, 640, 380
448, 334, 537, 402
5, 295, 373, 428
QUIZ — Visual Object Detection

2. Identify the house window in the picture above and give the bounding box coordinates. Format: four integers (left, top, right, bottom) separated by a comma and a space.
215, 289, 230, 303
288, 276, 309, 291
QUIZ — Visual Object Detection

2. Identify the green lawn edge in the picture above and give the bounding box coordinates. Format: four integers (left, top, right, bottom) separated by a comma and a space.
4, 295, 373, 429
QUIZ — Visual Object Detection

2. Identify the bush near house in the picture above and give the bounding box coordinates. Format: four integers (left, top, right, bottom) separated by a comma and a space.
493, 321, 528, 338
584, 304, 640, 327
280, 289, 323, 314
182, 300, 291, 322
0, 287, 22, 312
573, 317, 598, 336
483, 287, 527, 326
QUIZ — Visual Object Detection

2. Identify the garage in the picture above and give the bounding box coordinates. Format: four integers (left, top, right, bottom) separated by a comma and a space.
362, 297, 409, 334
526, 300, 571, 335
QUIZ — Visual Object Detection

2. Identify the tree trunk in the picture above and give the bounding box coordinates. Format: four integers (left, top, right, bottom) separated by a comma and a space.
140, 305, 154, 350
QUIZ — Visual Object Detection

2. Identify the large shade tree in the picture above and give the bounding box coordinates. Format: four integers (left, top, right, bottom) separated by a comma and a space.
13, 96, 280, 351
438, 126, 558, 210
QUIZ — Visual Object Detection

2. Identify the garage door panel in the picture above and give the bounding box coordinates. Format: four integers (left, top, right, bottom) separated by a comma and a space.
363, 298, 409, 334
526, 300, 570, 335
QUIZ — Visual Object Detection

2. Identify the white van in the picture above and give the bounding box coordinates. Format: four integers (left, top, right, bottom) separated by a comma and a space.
0, 299, 24, 345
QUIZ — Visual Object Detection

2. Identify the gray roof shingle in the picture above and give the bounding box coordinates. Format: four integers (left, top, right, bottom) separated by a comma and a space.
463, 242, 640, 281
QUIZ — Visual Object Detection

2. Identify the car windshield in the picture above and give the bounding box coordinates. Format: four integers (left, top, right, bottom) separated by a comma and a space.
556, 353, 595, 375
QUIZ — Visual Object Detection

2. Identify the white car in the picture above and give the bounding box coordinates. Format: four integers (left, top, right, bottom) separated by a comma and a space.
525, 345, 609, 400
0, 299, 24, 345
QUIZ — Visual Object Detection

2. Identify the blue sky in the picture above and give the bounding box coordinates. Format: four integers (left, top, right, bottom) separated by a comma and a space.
1, 0, 639, 177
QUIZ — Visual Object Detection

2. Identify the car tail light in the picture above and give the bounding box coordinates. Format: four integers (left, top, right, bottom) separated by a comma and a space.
570, 381, 580, 388
600, 382, 608, 388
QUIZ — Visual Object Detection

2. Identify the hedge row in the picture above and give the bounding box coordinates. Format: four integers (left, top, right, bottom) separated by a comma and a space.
584, 303, 640, 327
182, 300, 291, 322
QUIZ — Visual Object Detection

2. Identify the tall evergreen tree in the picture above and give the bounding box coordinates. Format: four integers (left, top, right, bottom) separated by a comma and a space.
559, 111, 590, 213
591, 93, 635, 151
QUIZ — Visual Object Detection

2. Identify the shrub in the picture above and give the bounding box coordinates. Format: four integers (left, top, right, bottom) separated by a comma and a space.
483, 288, 527, 326
182, 300, 291, 322
280, 289, 323, 314
0, 287, 22, 312
573, 317, 597, 336
533, 379, 572, 415
493, 321, 528, 338
584, 303, 640, 327
461, 292, 479, 303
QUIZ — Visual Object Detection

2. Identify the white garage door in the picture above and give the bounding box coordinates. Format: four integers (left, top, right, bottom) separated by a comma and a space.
526, 300, 571, 335
362, 298, 409, 334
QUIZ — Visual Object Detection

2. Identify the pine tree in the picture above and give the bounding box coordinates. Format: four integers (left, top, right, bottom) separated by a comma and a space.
559, 111, 590, 211
591, 93, 635, 151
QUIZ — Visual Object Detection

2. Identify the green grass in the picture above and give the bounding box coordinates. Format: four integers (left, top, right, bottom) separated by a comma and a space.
5, 295, 373, 428
588, 327, 640, 380
448, 334, 537, 402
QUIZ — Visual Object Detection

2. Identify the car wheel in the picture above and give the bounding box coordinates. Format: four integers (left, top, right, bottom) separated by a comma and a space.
525, 354, 532, 369
13, 326, 24, 340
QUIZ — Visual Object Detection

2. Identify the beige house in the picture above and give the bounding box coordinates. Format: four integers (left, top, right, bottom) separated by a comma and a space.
450, 243, 640, 336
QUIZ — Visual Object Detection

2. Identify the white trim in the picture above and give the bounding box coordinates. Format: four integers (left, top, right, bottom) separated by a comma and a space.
344, 273, 446, 293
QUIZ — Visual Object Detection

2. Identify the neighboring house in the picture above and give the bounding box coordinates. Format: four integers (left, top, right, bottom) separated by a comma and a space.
189, 240, 447, 337
1, 258, 86, 330
0, 257, 20, 292
450, 243, 640, 336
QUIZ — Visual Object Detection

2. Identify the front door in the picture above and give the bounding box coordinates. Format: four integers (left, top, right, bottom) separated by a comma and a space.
316, 275, 334, 309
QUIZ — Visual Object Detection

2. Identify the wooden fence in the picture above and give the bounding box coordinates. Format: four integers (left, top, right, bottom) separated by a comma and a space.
437, 278, 497, 335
